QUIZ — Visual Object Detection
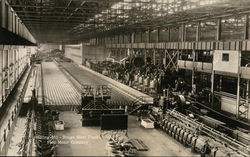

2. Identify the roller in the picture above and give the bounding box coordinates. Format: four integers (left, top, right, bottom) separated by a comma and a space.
186, 133, 194, 147
162, 120, 167, 130
171, 125, 178, 137
143, 77, 149, 86
165, 121, 171, 132
168, 123, 175, 135
178, 129, 185, 142
149, 79, 156, 89
138, 76, 143, 84
182, 131, 189, 146
175, 127, 182, 140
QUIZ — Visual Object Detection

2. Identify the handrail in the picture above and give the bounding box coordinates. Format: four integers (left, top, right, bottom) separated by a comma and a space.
214, 91, 250, 102
131, 96, 152, 106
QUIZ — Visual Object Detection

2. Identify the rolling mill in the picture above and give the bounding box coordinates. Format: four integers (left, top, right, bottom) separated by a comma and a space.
1, 0, 250, 156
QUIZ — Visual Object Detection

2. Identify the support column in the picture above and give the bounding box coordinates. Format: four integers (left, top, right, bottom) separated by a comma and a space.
236, 51, 242, 119
168, 27, 171, 42
164, 50, 167, 68
132, 32, 135, 43
181, 24, 185, 42
191, 50, 196, 93
13, 49, 16, 83
1, 0, 6, 28
17, 47, 20, 78
0, 46, 3, 107
6, 47, 10, 92
177, 50, 180, 72
244, 14, 249, 40
196, 22, 201, 41
140, 31, 143, 43
246, 79, 249, 120
156, 28, 160, 43
216, 18, 222, 41
147, 30, 150, 43
153, 49, 156, 65
211, 51, 215, 105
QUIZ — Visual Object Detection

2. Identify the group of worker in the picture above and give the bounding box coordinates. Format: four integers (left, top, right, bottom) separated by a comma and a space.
88, 57, 192, 97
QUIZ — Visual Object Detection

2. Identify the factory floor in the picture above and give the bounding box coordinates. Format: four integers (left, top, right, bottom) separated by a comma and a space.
55, 111, 198, 156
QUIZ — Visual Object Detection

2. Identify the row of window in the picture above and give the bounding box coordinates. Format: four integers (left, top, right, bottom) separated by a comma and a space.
95, 14, 250, 44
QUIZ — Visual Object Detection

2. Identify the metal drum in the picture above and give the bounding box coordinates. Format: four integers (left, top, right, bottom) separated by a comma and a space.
162, 120, 167, 130
186, 133, 194, 147
175, 127, 182, 140
171, 125, 178, 137
193, 136, 208, 153
143, 77, 149, 86
165, 121, 171, 133
182, 131, 189, 146
149, 79, 156, 88
134, 74, 138, 82
169, 123, 175, 135
138, 76, 143, 84
160, 119, 166, 129
178, 129, 185, 142
190, 136, 198, 153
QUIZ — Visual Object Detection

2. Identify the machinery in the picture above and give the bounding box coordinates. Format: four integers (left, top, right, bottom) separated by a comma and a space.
138, 87, 250, 157
81, 85, 125, 126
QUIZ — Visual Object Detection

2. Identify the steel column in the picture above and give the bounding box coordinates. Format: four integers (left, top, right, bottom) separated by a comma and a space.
1, 0, 6, 28
0, 46, 3, 107
181, 24, 185, 42
191, 50, 196, 92
244, 14, 249, 40
236, 51, 242, 119
216, 18, 222, 41
196, 21, 201, 41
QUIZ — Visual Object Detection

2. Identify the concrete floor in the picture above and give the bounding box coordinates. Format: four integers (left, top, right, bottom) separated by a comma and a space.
55, 111, 198, 156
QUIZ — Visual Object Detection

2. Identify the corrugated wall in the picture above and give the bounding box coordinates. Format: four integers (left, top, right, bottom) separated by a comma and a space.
82, 45, 110, 62
64, 44, 82, 64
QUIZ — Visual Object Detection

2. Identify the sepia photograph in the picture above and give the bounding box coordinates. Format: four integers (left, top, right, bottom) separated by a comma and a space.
0, 0, 250, 156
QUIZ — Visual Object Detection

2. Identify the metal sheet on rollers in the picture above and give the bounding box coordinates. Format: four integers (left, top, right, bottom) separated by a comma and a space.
186, 133, 194, 147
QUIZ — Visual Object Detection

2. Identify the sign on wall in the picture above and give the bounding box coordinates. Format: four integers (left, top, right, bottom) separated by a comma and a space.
213, 50, 241, 74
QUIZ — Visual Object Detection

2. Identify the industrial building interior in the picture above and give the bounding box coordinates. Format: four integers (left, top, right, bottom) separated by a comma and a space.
1, 0, 250, 156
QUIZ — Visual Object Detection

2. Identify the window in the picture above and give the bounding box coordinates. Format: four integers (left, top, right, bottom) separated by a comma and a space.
222, 53, 229, 61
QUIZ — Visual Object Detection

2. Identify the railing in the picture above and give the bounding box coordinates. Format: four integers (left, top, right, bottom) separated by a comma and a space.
129, 96, 152, 114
